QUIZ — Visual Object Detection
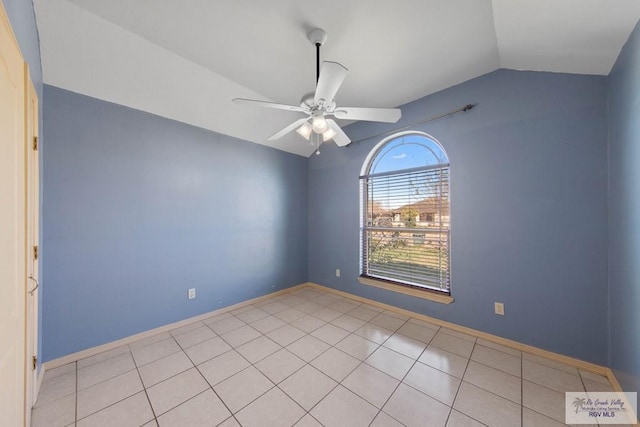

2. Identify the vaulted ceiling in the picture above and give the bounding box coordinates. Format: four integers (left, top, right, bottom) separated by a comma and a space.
34, 0, 640, 157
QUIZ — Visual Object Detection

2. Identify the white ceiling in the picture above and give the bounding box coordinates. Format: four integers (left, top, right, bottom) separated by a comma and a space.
34, 0, 640, 157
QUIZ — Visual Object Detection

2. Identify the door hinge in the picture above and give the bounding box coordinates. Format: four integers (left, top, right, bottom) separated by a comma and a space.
33, 245, 38, 260
32, 355, 37, 370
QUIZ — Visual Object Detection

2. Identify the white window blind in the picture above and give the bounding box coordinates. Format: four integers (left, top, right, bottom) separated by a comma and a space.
360, 147, 450, 293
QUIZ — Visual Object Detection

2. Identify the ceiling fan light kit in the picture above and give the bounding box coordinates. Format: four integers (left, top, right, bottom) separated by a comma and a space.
296, 121, 313, 140
311, 113, 329, 133
233, 28, 402, 154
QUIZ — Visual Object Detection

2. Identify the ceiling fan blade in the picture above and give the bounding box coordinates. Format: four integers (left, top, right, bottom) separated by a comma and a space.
233, 98, 304, 112
326, 119, 351, 147
314, 62, 348, 106
268, 118, 310, 141
333, 107, 401, 123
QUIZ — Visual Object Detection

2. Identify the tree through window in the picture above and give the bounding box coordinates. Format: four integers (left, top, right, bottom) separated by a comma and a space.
360, 132, 450, 294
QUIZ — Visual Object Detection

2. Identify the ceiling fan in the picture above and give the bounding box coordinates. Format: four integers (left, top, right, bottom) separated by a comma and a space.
233, 28, 402, 153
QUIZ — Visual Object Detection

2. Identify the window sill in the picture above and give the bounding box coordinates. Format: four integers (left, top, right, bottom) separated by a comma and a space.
358, 276, 454, 304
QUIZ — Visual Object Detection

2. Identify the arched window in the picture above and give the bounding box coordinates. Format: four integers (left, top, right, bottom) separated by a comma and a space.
360, 132, 451, 295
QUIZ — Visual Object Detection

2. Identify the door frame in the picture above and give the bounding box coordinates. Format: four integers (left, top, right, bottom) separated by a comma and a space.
25, 73, 40, 421
0, 1, 28, 425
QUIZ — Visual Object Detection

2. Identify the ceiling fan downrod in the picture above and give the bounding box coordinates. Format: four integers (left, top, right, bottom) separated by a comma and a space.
316, 42, 320, 84
307, 29, 327, 85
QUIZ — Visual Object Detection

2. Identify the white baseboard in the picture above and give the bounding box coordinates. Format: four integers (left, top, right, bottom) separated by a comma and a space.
41, 281, 624, 393
42, 283, 309, 371
306, 282, 611, 376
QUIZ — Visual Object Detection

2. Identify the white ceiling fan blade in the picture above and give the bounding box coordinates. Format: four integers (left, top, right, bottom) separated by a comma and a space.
314, 62, 348, 106
233, 98, 304, 112
268, 118, 310, 141
333, 107, 401, 123
326, 119, 351, 147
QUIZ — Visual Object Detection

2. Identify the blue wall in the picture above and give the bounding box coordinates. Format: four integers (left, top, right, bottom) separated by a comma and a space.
42, 85, 308, 361
608, 20, 640, 398
308, 69, 609, 364
2, 0, 41, 96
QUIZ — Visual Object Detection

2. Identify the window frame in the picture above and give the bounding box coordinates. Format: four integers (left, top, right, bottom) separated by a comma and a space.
359, 132, 453, 304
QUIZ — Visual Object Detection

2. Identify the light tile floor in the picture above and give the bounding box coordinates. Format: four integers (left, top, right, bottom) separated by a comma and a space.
32, 287, 618, 427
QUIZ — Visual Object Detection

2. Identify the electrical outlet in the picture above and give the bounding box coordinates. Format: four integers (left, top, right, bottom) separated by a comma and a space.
188, 288, 196, 299
336, 269, 341, 277
494, 302, 504, 315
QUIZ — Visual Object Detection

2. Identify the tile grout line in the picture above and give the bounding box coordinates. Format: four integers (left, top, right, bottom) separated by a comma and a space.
231, 294, 346, 420
190, 360, 237, 422
365, 318, 437, 427
245, 295, 383, 424
443, 337, 471, 427
135, 329, 221, 423
76, 344, 163, 424
268, 308, 361, 420
132, 353, 159, 426
273, 375, 335, 424
467, 344, 522, 377
170, 326, 241, 422
83, 328, 220, 421
278, 297, 451, 425
39, 287, 616, 427
184, 312, 314, 424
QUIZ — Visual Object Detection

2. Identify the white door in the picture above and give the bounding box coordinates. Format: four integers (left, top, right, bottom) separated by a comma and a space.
25, 76, 39, 421
0, 3, 28, 426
